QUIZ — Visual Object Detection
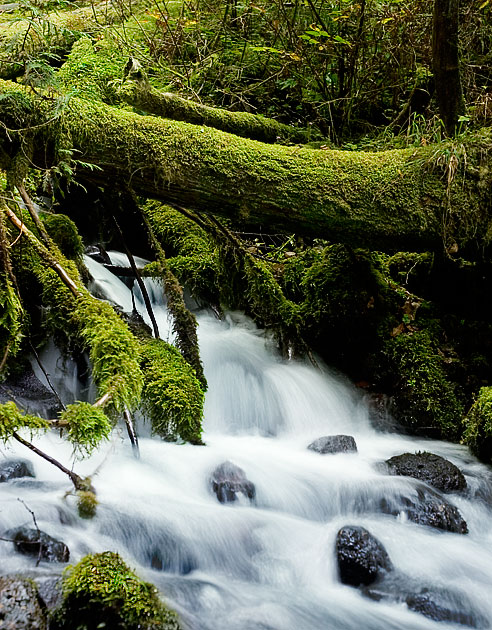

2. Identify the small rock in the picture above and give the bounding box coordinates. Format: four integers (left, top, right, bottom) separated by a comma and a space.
210, 461, 255, 504
6, 527, 70, 563
0, 458, 35, 482
336, 525, 392, 587
84, 244, 111, 265
308, 435, 357, 454
0, 576, 47, 629
385, 452, 467, 493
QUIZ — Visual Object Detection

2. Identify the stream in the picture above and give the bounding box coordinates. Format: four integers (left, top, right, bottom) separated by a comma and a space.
2, 252, 492, 629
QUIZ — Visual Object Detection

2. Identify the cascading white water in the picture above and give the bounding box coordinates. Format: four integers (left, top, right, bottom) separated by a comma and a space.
2, 253, 492, 629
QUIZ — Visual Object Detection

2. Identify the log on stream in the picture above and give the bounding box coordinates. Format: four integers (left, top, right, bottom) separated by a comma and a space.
0, 79, 491, 254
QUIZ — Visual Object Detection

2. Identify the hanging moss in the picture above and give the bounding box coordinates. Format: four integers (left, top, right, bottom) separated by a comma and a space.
0, 401, 49, 441
140, 338, 204, 445
53, 551, 182, 630
462, 386, 492, 462
60, 402, 111, 456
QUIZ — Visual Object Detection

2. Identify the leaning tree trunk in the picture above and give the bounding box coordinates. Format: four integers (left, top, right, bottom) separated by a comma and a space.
0, 79, 491, 255
432, 0, 465, 136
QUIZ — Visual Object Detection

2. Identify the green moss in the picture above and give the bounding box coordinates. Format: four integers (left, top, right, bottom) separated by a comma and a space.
57, 36, 126, 103
60, 402, 111, 456
382, 329, 464, 439
140, 338, 204, 444
76, 490, 98, 519
0, 401, 49, 441
42, 213, 84, 261
462, 386, 492, 462
54, 551, 181, 630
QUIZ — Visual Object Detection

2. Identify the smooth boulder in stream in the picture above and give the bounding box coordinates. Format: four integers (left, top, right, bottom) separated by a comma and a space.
6, 527, 70, 562
307, 434, 357, 454
384, 452, 467, 493
336, 526, 392, 586
210, 461, 256, 504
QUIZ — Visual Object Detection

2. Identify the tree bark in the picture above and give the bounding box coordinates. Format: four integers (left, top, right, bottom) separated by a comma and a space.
432, 0, 465, 136
1, 79, 491, 254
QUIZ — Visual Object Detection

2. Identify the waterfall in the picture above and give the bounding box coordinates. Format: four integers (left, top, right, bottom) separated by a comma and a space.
1, 254, 492, 630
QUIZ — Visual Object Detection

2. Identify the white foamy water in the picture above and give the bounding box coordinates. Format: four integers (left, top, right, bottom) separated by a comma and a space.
1, 254, 492, 629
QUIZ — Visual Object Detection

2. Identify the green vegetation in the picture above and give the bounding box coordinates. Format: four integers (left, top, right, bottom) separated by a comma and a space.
463, 387, 492, 461
141, 337, 204, 444
53, 551, 181, 630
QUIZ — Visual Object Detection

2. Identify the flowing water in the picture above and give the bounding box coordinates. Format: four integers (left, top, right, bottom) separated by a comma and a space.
2, 253, 492, 629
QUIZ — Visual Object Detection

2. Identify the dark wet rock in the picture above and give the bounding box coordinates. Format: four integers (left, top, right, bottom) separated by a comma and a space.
308, 435, 357, 454
85, 243, 111, 265
365, 576, 483, 628
0, 458, 35, 482
6, 527, 70, 563
380, 486, 468, 534
210, 461, 256, 504
336, 525, 392, 587
407, 591, 480, 627
384, 452, 467, 493
0, 368, 62, 418
0, 576, 47, 629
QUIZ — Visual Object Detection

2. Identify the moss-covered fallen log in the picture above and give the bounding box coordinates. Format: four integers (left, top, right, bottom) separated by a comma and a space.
1, 80, 491, 253
118, 80, 316, 144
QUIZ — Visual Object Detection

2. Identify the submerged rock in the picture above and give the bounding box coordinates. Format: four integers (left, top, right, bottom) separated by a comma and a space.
0, 576, 47, 629
384, 452, 467, 493
381, 487, 468, 534
0, 458, 35, 482
307, 435, 357, 454
336, 525, 392, 586
406, 591, 480, 627
6, 527, 70, 563
210, 461, 256, 504
365, 575, 484, 628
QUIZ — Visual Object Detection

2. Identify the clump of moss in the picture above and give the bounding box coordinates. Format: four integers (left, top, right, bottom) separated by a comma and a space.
53, 551, 181, 630
140, 338, 204, 445
60, 402, 111, 456
42, 213, 84, 261
76, 490, 98, 519
381, 329, 464, 439
462, 386, 492, 462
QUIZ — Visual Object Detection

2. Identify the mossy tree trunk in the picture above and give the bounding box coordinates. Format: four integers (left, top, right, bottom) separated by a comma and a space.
0, 80, 491, 255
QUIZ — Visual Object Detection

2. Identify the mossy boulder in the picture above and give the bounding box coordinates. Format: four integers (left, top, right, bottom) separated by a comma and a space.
462, 386, 492, 463
52, 551, 182, 630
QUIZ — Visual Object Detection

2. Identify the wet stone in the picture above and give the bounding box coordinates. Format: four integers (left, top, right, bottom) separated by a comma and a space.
384, 452, 467, 493
380, 487, 468, 534
336, 525, 392, 587
308, 435, 357, 454
0, 458, 35, 483
5, 527, 70, 563
210, 461, 256, 504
